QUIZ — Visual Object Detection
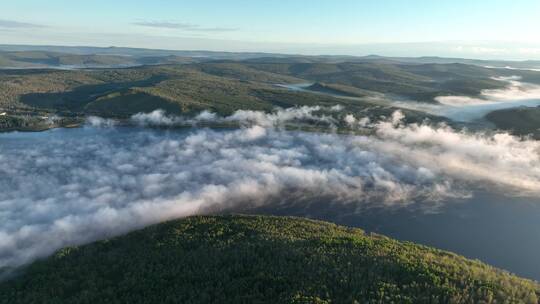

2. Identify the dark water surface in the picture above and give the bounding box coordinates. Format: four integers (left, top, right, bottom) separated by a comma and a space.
249, 192, 540, 280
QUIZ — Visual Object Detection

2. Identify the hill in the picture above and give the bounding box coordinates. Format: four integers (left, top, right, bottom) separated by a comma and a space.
0, 63, 443, 125
241, 61, 513, 102
1, 215, 538, 303
0, 51, 230, 69
2, 58, 540, 132
486, 106, 540, 139
2, 45, 540, 69
1, 60, 530, 114
0, 51, 142, 69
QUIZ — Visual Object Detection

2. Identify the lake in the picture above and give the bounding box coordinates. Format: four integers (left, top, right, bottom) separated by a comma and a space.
1, 126, 539, 280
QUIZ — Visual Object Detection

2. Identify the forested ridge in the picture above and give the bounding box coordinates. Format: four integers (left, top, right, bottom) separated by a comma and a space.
1, 215, 538, 303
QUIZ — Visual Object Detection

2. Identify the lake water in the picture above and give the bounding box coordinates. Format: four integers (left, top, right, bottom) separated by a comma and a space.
250, 192, 540, 280
1, 126, 539, 280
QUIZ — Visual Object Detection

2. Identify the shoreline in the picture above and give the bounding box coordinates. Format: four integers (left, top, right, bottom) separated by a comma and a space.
0, 123, 83, 134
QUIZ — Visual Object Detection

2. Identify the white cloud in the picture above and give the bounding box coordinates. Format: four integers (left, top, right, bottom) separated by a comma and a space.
518, 48, 540, 55
132, 20, 237, 32
86, 116, 117, 127
434, 76, 540, 106
0, 19, 42, 29
1, 108, 539, 271
131, 106, 338, 128
454, 46, 509, 55
398, 77, 540, 121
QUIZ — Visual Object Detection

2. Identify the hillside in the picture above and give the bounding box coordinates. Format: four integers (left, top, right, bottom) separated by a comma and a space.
0, 51, 141, 69
486, 106, 540, 139
0, 50, 212, 69
5, 58, 539, 111
1, 215, 538, 303
1, 60, 530, 114
242, 61, 512, 101
2, 45, 539, 69
2, 58, 540, 132
0, 63, 443, 125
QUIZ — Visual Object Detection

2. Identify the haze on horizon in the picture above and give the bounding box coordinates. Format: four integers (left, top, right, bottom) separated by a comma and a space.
1, 0, 540, 60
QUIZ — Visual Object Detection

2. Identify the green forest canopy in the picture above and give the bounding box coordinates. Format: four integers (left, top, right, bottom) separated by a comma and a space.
1, 215, 538, 303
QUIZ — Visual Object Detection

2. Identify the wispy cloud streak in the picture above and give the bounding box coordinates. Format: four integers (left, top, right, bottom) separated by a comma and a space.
133, 20, 237, 32
0, 19, 42, 29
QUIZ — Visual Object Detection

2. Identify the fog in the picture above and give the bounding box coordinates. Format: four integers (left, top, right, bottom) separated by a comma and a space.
1, 107, 539, 271
435, 76, 540, 106
395, 77, 540, 122
435, 77, 540, 121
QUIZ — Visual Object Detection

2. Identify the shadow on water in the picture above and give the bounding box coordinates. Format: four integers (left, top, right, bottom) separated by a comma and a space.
242, 192, 540, 281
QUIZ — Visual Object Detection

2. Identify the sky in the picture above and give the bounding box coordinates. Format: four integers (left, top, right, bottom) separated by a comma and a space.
1, 0, 540, 59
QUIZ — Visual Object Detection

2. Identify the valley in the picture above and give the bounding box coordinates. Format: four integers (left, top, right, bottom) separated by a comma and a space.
2, 46, 540, 302
2, 52, 540, 136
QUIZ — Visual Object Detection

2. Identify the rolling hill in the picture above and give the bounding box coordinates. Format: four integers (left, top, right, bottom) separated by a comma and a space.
0, 215, 538, 303
486, 106, 540, 138
0, 62, 446, 123
240, 61, 512, 101
0, 51, 141, 69
3, 44, 539, 69
2, 55, 540, 133
1, 59, 531, 115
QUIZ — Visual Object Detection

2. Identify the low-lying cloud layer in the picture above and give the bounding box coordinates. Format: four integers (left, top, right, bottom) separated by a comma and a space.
395, 77, 540, 122
435, 76, 540, 106
131, 106, 341, 128
1, 107, 539, 270
132, 20, 238, 32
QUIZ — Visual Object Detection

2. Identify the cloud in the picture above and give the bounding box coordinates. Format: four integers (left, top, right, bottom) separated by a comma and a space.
454, 45, 509, 55
131, 106, 338, 128
1, 108, 540, 271
481, 77, 540, 101
132, 20, 237, 32
435, 76, 539, 106
0, 19, 42, 29
396, 77, 540, 121
484, 65, 540, 72
86, 116, 117, 127
518, 48, 540, 55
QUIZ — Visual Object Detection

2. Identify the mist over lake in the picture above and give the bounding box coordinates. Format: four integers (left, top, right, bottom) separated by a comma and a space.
2, 115, 539, 280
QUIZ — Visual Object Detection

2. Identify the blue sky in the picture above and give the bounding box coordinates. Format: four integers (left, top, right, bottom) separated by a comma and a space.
1, 0, 540, 59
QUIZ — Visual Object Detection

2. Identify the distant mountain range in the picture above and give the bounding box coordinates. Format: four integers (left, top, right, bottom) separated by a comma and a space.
1, 44, 540, 69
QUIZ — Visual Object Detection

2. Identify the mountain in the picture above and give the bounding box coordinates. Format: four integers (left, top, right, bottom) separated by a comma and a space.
0, 50, 207, 69
0, 45, 289, 66
0, 215, 537, 303
2, 45, 540, 70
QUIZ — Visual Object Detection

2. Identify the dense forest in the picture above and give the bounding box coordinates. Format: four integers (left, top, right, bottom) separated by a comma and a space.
3, 58, 536, 115
1, 215, 538, 303
486, 106, 540, 139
